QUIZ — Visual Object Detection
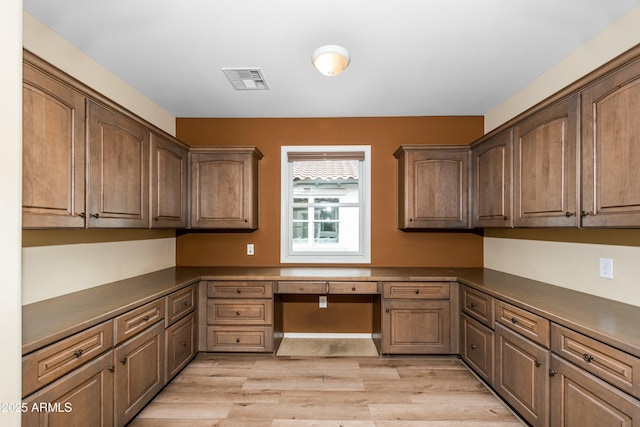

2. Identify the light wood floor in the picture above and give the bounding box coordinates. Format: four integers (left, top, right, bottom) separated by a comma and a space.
129, 354, 525, 426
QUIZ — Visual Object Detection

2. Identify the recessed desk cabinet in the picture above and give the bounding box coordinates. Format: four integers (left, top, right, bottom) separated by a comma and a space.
381, 281, 457, 354
204, 281, 274, 352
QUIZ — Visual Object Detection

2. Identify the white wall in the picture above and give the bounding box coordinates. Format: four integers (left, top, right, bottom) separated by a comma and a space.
1, 0, 23, 425
22, 13, 178, 304
483, 6, 640, 307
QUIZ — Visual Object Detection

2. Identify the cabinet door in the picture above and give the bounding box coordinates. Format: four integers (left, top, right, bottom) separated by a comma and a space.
582, 58, 640, 227
495, 324, 549, 427
150, 133, 188, 228
513, 94, 579, 227
22, 351, 114, 427
22, 63, 86, 228
550, 355, 640, 427
165, 312, 197, 382
395, 146, 470, 229
381, 299, 450, 354
190, 148, 262, 229
114, 320, 165, 427
471, 129, 513, 228
460, 314, 494, 385
87, 101, 149, 228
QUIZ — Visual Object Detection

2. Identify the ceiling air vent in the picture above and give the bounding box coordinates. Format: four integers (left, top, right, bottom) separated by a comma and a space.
222, 68, 269, 90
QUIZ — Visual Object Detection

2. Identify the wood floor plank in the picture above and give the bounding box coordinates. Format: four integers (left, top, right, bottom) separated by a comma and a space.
130, 354, 525, 426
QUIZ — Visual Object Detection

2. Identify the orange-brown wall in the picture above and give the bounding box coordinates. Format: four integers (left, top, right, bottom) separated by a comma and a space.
175, 116, 484, 267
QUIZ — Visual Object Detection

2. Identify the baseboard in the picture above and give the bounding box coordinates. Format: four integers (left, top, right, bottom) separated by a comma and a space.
282, 332, 372, 339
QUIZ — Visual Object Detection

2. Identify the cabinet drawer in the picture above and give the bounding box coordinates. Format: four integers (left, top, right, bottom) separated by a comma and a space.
329, 281, 378, 294
551, 323, 640, 399
165, 284, 197, 326
22, 320, 113, 398
114, 298, 165, 345
206, 326, 273, 352
383, 282, 450, 299
461, 285, 494, 328
166, 312, 197, 381
277, 281, 328, 294
207, 299, 273, 325
495, 300, 549, 348
461, 314, 494, 385
207, 281, 273, 298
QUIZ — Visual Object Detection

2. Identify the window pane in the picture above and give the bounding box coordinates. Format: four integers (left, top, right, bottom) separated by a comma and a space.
314, 206, 338, 220
293, 197, 308, 203
292, 221, 308, 241
314, 221, 339, 243
293, 207, 308, 220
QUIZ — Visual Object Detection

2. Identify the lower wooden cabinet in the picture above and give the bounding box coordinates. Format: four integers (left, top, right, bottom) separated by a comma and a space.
113, 320, 165, 427
550, 355, 640, 426
22, 351, 114, 427
495, 323, 550, 427
460, 313, 493, 385
166, 312, 197, 382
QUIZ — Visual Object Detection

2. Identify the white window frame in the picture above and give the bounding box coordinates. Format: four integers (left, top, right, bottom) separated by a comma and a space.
280, 145, 371, 264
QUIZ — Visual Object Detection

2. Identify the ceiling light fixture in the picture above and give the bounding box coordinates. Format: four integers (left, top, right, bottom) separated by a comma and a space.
311, 45, 351, 77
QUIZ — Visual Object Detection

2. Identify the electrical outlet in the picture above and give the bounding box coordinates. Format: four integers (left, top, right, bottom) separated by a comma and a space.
247, 244, 254, 255
319, 296, 327, 308
599, 257, 613, 279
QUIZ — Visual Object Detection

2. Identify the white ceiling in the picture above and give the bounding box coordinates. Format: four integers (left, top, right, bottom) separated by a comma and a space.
24, 0, 640, 118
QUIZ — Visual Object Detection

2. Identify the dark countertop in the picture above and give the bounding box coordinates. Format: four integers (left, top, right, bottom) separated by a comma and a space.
22, 266, 640, 358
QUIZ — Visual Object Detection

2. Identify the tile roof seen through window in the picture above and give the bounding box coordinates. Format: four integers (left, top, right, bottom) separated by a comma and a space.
293, 160, 359, 181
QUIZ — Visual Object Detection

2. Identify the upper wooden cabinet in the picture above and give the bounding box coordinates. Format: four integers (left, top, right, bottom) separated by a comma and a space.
150, 133, 188, 228
22, 62, 87, 228
581, 57, 640, 227
189, 147, 263, 229
87, 101, 150, 228
513, 94, 580, 227
471, 129, 513, 228
394, 145, 470, 229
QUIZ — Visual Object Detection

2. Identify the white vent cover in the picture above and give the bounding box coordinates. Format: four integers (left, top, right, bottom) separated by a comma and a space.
222, 68, 269, 90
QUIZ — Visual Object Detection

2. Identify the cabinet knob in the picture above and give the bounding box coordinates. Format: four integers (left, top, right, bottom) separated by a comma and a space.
299, 286, 304, 291
235, 338, 241, 343
181, 341, 188, 347
107, 365, 115, 373
385, 308, 390, 313
581, 211, 591, 217
236, 311, 241, 316
142, 315, 150, 321
153, 216, 159, 222
78, 212, 86, 218
236, 289, 241, 294
565, 211, 575, 217
409, 218, 413, 222
503, 215, 509, 221
534, 360, 543, 367
469, 302, 476, 308
549, 369, 557, 377
352, 287, 356, 292
73, 349, 83, 358
91, 213, 100, 218
583, 353, 594, 363
244, 218, 248, 222
510, 317, 518, 324
183, 301, 190, 307
470, 344, 477, 350
120, 357, 128, 365
415, 289, 420, 295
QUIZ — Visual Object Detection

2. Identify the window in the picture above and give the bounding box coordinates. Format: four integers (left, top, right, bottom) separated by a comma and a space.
281, 145, 371, 264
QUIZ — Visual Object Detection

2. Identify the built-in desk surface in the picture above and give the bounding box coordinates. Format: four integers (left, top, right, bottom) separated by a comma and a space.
22, 267, 640, 358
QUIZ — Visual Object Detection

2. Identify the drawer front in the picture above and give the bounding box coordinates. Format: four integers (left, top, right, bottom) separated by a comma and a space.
207, 281, 273, 298
206, 326, 273, 352
383, 282, 450, 299
551, 323, 640, 399
329, 281, 378, 294
495, 300, 550, 348
461, 314, 494, 385
22, 321, 114, 397
207, 299, 273, 325
165, 284, 197, 326
277, 281, 328, 294
166, 312, 197, 381
114, 298, 165, 345
461, 285, 495, 328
